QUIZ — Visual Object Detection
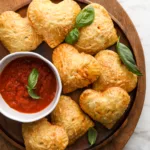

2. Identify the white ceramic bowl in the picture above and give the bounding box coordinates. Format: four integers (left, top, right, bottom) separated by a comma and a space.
0, 52, 62, 123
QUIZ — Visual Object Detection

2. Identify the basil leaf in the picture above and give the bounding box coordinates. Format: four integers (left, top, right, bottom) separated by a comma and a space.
28, 89, 40, 99
116, 40, 142, 76
75, 5, 95, 28
65, 6, 95, 45
88, 127, 97, 146
28, 68, 39, 89
27, 68, 40, 99
65, 28, 79, 44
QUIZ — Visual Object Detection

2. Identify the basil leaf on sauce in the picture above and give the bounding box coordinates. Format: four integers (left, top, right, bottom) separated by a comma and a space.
27, 68, 40, 99
75, 5, 95, 28
28, 68, 39, 89
116, 39, 142, 76
28, 89, 40, 100
88, 127, 97, 146
65, 28, 79, 44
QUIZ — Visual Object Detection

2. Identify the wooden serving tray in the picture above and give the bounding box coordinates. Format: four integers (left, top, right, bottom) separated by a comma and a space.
0, 0, 146, 150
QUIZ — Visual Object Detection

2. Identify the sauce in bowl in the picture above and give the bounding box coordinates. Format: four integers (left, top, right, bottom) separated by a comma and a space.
0, 57, 57, 113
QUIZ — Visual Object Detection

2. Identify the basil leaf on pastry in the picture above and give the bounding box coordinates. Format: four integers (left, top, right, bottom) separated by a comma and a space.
74, 3, 118, 55
93, 50, 137, 92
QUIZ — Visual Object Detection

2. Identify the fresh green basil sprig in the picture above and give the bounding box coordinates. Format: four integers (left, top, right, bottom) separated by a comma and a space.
116, 38, 142, 76
88, 127, 97, 146
65, 28, 79, 45
65, 5, 95, 44
27, 68, 40, 99
75, 5, 95, 28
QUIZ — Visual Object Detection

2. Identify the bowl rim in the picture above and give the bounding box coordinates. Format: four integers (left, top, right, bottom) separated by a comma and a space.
0, 52, 62, 123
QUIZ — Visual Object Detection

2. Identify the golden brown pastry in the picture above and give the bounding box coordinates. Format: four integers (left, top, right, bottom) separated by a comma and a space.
28, 0, 81, 48
52, 43, 101, 93
0, 11, 42, 53
22, 118, 68, 150
93, 50, 137, 92
51, 95, 94, 145
79, 88, 130, 129
74, 3, 118, 55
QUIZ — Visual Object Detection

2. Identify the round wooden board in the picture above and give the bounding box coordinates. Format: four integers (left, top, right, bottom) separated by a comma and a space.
0, 0, 146, 150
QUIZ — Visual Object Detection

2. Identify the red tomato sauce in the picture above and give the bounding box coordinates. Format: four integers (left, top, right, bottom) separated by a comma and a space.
0, 57, 57, 113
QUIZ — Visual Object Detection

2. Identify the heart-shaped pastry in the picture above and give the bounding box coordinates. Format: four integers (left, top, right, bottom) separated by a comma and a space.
28, 0, 81, 48
52, 43, 101, 93
74, 3, 118, 55
79, 87, 130, 129
0, 11, 42, 53
51, 95, 94, 145
22, 118, 68, 150
93, 50, 137, 92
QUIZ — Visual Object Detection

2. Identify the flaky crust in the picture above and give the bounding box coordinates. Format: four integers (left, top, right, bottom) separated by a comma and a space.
28, 0, 81, 48
51, 95, 94, 145
74, 3, 118, 55
22, 118, 68, 150
52, 43, 101, 93
93, 50, 137, 92
79, 88, 130, 129
0, 11, 42, 53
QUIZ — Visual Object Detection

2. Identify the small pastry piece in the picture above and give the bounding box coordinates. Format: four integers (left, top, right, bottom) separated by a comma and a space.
52, 43, 101, 93
93, 50, 137, 92
74, 3, 118, 55
28, 0, 81, 48
79, 88, 130, 129
22, 118, 68, 150
0, 11, 42, 53
51, 95, 94, 145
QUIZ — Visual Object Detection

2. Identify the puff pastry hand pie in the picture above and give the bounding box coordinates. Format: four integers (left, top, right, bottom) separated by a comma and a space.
52, 43, 101, 93
22, 118, 68, 150
51, 95, 94, 145
74, 3, 118, 55
0, 11, 42, 53
28, 0, 81, 48
93, 50, 137, 92
79, 88, 130, 129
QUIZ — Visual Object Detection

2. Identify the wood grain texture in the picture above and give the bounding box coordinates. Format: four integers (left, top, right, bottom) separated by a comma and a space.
0, 0, 146, 150
0, 0, 31, 14
0, 136, 16, 150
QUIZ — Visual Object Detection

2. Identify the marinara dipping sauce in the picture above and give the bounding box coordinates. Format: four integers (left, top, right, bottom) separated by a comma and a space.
0, 57, 57, 113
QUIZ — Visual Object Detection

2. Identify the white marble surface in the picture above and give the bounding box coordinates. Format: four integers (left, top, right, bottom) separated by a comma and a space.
117, 0, 150, 150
